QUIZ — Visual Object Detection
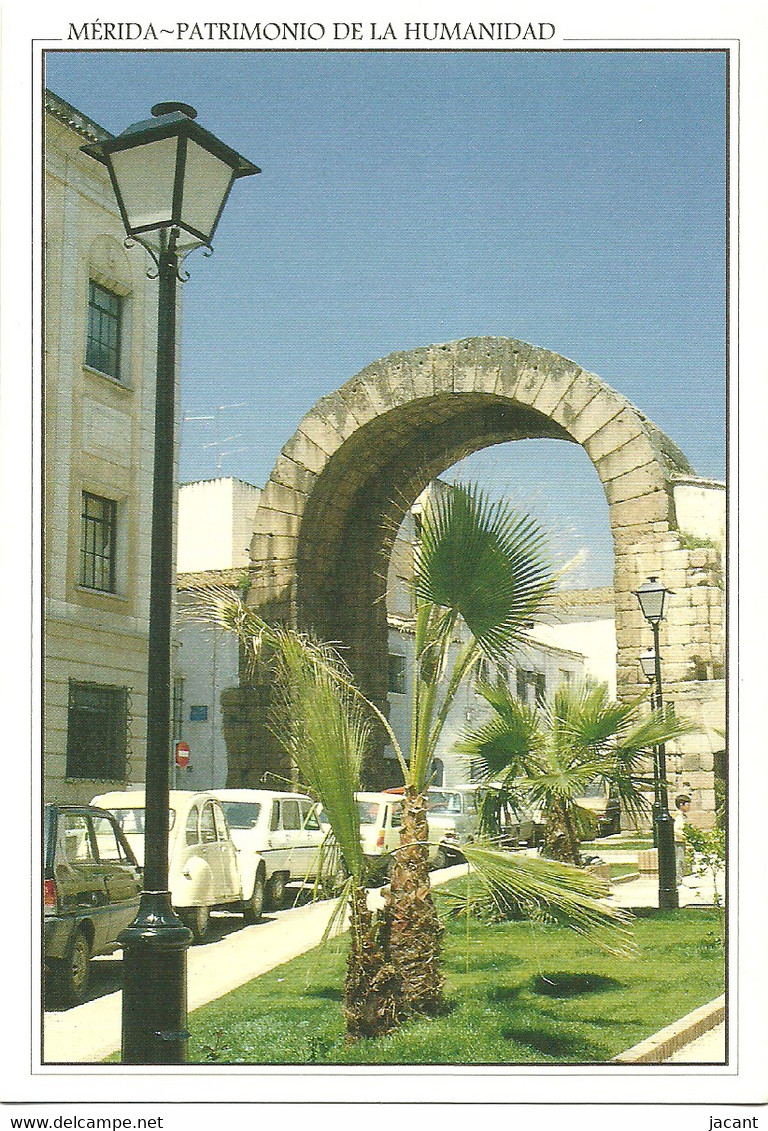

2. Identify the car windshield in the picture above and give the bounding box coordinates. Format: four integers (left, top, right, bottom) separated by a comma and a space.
427, 791, 462, 815
221, 801, 262, 829
109, 808, 176, 833
357, 800, 381, 825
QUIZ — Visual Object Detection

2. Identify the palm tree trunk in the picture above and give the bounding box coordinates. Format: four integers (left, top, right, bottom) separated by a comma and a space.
343, 884, 401, 1040
384, 787, 445, 1017
561, 806, 582, 867
543, 801, 581, 866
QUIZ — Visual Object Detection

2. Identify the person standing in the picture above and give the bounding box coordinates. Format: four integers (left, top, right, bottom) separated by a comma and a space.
674, 793, 692, 883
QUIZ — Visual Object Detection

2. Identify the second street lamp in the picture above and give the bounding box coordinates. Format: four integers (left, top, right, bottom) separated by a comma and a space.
639, 647, 661, 847
634, 576, 678, 910
83, 102, 259, 1063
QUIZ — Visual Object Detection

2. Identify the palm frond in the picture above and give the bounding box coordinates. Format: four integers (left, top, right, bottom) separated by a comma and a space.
271, 631, 367, 880
413, 482, 555, 659
461, 678, 695, 852
449, 845, 634, 956
456, 683, 544, 780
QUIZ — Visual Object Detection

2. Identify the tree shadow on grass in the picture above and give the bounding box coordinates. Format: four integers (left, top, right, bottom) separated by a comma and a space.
530, 972, 624, 998
499, 1025, 605, 1060
305, 986, 343, 1002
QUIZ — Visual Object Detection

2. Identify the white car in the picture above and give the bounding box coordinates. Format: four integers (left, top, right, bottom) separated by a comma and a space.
92, 790, 266, 941
212, 789, 326, 909
425, 786, 483, 861
320, 792, 450, 875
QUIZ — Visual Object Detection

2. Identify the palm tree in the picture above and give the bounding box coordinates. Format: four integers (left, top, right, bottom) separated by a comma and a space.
385, 483, 556, 1017
191, 492, 636, 1036
270, 631, 403, 1038
459, 679, 692, 866
189, 591, 406, 1039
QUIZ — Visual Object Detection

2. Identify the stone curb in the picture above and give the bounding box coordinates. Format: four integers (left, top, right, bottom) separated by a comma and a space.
611, 870, 640, 885
612, 994, 725, 1063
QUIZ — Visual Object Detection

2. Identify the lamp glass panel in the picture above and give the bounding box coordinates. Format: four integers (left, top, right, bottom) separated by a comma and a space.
639, 653, 656, 680
110, 136, 179, 241
179, 139, 235, 244
637, 583, 665, 623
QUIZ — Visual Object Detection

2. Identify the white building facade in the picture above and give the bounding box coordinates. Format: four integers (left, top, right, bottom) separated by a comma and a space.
44, 91, 176, 803
383, 482, 588, 787
174, 478, 261, 790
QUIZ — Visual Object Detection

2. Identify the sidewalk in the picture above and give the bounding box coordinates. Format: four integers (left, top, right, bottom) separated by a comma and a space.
665, 1022, 725, 1063
608, 870, 725, 909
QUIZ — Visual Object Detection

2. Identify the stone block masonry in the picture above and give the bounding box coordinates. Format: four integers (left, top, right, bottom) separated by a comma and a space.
226, 338, 724, 811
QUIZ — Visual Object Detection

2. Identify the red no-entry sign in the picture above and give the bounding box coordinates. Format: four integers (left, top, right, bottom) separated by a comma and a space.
175, 741, 190, 768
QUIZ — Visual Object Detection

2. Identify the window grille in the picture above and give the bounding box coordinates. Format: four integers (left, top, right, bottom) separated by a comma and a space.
80, 492, 117, 592
86, 280, 122, 378
66, 681, 128, 780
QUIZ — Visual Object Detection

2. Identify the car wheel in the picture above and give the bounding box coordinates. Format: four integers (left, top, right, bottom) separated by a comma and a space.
51, 928, 91, 1007
265, 873, 287, 910
180, 905, 210, 943
243, 874, 265, 924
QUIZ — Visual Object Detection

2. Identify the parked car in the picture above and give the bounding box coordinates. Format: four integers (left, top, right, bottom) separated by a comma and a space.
575, 783, 621, 838
319, 792, 449, 876
426, 785, 483, 855
424, 784, 546, 850
211, 789, 325, 909
44, 803, 142, 1006
92, 790, 265, 941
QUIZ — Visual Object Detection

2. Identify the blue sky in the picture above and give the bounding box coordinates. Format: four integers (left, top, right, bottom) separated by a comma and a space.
46, 49, 726, 586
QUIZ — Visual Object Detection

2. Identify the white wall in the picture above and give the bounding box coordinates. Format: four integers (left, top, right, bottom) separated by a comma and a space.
384, 623, 587, 788
174, 594, 240, 790
673, 478, 726, 546
532, 619, 617, 697
177, 478, 261, 573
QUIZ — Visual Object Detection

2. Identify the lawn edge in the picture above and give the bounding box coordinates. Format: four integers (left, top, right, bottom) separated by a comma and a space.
611, 994, 725, 1064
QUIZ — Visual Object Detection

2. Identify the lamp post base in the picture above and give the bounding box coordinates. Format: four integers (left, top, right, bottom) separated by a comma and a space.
120, 892, 193, 1064
655, 811, 679, 910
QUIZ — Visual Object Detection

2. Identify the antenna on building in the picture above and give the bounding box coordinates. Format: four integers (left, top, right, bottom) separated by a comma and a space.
182, 401, 248, 476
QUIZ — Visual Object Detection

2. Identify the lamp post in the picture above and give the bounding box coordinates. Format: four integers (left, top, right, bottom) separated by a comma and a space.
83, 103, 259, 1063
634, 576, 678, 910
639, 647, 661, 848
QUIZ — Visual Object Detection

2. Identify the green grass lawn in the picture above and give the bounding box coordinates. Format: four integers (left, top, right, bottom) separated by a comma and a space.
583, 839, 653, 853
185, 907, 724, 1065
610, 863, 639, 880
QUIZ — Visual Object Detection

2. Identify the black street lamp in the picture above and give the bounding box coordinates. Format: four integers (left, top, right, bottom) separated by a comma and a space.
83, 103, 259, 1063
634, 576, 678, 910
639, 648, 661, 847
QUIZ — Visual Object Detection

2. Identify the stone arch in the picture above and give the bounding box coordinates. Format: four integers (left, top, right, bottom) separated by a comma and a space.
239, 337, 723, 800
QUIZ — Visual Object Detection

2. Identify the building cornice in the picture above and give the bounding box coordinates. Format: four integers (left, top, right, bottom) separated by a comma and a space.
670, 474, 726, 491
45, 88, 112, 143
